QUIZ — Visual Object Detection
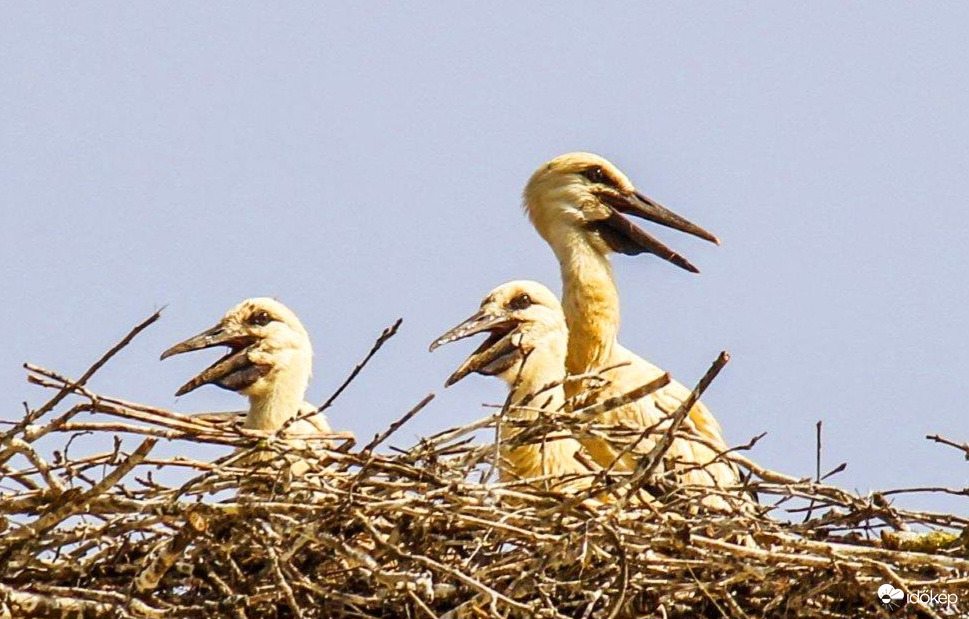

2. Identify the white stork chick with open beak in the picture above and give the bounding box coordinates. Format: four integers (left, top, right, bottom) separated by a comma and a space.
430, 280, 599, 493
524, 153, 743, 506
160, 298, 331, 440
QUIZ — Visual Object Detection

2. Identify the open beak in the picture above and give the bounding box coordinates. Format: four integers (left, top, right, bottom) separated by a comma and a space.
594, 190, 719, 273
160, 324, 264, 396
429, 310, 523, 387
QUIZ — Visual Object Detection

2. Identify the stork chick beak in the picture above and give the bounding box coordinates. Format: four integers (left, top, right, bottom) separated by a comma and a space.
595, 190, 719, 273
429, 310, 522, 387
160, 324, 263, 396
625, 191, 720, 245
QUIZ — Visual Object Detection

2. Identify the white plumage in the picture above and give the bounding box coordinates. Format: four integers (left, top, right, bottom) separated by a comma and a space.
161, 297, 331, 448
524, 153, 744, 509
431, 280, 599, 493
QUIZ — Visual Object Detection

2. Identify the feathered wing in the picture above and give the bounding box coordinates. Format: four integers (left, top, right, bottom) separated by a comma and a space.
501, 430, 600, 493
570, 346, 744, 509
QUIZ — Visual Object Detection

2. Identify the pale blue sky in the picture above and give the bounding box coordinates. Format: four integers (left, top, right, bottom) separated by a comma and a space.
2, 4, 967, 512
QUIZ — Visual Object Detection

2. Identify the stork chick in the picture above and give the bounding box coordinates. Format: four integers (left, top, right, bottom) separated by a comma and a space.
430, 281, 598, 493
161, 298, 331, 437
523, 153, 742, 506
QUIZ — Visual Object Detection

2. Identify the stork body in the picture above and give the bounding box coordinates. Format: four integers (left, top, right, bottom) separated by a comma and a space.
524, 153, 740, 503
161, 298, 331, 444
430, 281, 598, 492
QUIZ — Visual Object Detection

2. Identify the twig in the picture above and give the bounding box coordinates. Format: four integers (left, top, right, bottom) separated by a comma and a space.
0, 310, 162, 466
361, 393, 434, 454
618, 352, 729, 499
0, 438, 157, 566
927, 433, 969, 460
316, 318, 403, 415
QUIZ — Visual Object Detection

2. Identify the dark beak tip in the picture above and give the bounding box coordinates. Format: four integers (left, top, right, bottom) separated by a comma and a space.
429, 336, 453, 353
160, 341, 197, 361
444, 364, 473, 387
443, 374, 462, 388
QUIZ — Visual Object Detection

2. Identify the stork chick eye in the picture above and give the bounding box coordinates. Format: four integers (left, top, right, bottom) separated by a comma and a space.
508, 293, 532, 311
582, 166, 606, 184
248, 311, 273, 326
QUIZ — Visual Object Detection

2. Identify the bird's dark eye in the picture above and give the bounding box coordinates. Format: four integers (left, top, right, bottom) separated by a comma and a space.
508, 294, 533, 311
582, 166, 606, 184
248, 311, 272, 326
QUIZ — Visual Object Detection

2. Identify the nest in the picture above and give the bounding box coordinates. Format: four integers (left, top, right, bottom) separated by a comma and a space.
1, 312, 967, 619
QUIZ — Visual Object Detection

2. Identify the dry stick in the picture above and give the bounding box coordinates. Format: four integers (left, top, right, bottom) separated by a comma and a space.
589, 388, 674, 483
673, 430, 767, 478
351, 414, 439, 494
867, 560, 946, 619
570, 374, 671, 424
406, 589, 438, 619
25, 370, 231, 436
0, 462, 41, 491
803, 420, 823, 523
815, 421, 822, 483
685, 565, 731, 619
22, 372, 229, 445
820, 461, 847, 481
3, 438, 65, 493
263, 529, 305, 619
1, 310, 162, 459
360, 393, 435, 454
514, 363, 629, 422
639, 352, 729, 476
272, 317, 402, 441
55, 421, 243, 445
200, 566, 248, 619
313, 318, 403, 416
927, 433, 969, 459
758, 530, 969, 570
418, 410, 505, 448
353, 510, 534, 614
0, 582, 122, 619
611, 352, 729, 506
600, 523, 629, 619
24, 585, 128, 607
132, 509, 208, 595
563, 358, 717, 505
493, 368, 670, 480
879, 485, 969, 497
0, 437, 157, 566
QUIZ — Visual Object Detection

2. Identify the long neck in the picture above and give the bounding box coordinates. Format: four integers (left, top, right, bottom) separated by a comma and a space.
244, 371, 308, 432
553, 230, 621, 375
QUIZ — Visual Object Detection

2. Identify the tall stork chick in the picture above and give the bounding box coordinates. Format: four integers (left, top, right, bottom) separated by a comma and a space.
523, 153, 741, 499
430, 280, 598, 493
161, 298, 331, 438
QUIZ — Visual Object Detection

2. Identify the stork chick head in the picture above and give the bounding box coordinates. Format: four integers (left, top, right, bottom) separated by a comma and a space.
160, 297, 313, 401
429, 280, 566, 387
523, 152, 719, 273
